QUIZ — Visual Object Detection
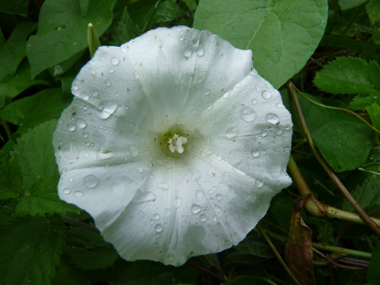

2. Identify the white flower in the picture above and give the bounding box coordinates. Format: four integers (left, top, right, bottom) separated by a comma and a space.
53, 26, 292, 266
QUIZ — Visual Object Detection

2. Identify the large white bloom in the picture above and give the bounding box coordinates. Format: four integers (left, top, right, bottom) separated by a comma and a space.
53, 26, 292, 266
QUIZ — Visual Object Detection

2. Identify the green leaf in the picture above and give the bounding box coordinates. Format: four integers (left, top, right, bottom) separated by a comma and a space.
16, 175, 79, 216
0, 150, 23, 200
26, 0, 117, 78
314, 57, 380, 109
297, 93, 373, 172
183, 0, 197, 12
110, 7, 141, 46
0, 21, 37, 82
0, 0, 29, 16
64, 227, 118, 270
367, 0, 380, 25
367, 103, 380, 142
342, 175, 380, 218
51, 258, 89, 285
222, 230, 283, 268
193, 0, 328, 88
368, 242, 380, 284
14, 120, 59, 188
129, 0, 186, 31
0, 61, 50, 100
0, 88, 63, 129
339, 0, 367, 11
0, 216, 66, 284
320, 34, 380, 50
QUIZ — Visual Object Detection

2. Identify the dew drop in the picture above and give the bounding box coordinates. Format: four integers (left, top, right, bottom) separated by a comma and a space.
225, 127, 239, 139
67, 123, 76, 131
239, 106, 256, 122
196, 44, 205, 57
97, 101, 118, 119
216, 194, 223, 201
204, 89, 210, 96
159, 183, 169, 191
62, 188, 71, 195
207, 104, 213, 110
255, 179, 264, 188
134, 72, 139, 79
83, 174, 99, 188
105, 79, 111, 87
137, 166, 143, 173
200, 214, 207, 222
261, 129, 268, 137
251, 98, 257, 104
261, 90, 271, 100
111, 57, 120, 65
72, 85, 79, 91
251, 150, 260, 158
109, 68, 114, 73
276, 129, 284, 136
76, 118, 86, 129
80, 92, 89, 100
191, 204, 202, 214
265, 113, 280, 125
183, 48, 192, 57
192, 37, 200, 46
215, 205, 221, 212
155, 224, 163, 232
276, 102, 284, 108
154, 214, 160, 220
130, 146, 138, 157
74, 191, 84, 197
168, 254, 175, 261
90, 88, 99, 97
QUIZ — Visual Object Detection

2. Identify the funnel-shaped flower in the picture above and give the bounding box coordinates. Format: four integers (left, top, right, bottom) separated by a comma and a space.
53, 26, 292, 266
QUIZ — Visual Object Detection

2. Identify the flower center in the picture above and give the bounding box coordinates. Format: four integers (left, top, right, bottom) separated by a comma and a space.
168, 134, 187, 154
157, 125, 190, 159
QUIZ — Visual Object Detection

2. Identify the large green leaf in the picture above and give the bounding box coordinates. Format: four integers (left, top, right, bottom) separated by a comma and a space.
313, 57, 380, 110
0, 61, 49, 100
193, 0, 328, 88
367, 0, 380, 25
14, 120, 59, 188
26, 0, 117, 78
0, 216, 65, 284
339, 0, 367, 11
63, 227, 118, 270
293, 93, 373, 172
0, 88, 63, 129
0, 21, 37, 82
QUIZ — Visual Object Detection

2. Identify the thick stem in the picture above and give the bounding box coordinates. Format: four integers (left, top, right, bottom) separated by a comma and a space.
287, 81, 380, 236
312, 243, 371, 259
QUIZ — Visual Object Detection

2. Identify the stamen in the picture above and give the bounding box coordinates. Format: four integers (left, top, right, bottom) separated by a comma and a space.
168, 134, 188, 153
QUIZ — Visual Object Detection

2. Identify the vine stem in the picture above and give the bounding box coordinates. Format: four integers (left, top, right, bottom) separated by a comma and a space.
287, 80, 380, 237
257, 225, 302, 285
312, 243, 371, 259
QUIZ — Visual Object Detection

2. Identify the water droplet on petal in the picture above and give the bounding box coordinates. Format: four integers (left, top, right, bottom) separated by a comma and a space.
196, 44, 205, 57
251, 98, 257, 104
111, 57, 120, 65
276, 102, 284, 108
216, 194, 223, 201
191, 204, 202, 214
134, 72, 139, 79
155, 224, 163, 232
255, 179, 264, 188
251, 150, 260, 158
200, 214, 207, 222
130, 146, 138, 157
192, 37, 200, 46
90, 88, 99, 97
83, 174, 99, 188
74, 191, 84, 197
80, 92, 89, 100
168, 254, 175, 261
261, 90, 271, 100
225, 127, 239, 139
204, 89, 210, 96
97, 101, 118, 119
183, 48, 192, 57
105, 79, 111, 87
265, 113, 280, 125
67, 123, 76, 131
76, 118, 86, 129
239, 106, 256, 122
62, 188, 71, 194
159, 183, 169, 191
261, 129, 268, 137
72, 85, 79, 91
154, 214, 160, 220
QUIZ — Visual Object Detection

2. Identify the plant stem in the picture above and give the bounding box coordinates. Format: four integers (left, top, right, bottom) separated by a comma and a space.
257, 225, 302, 285
312, 243, 371, 259
288, 155, 380, 227
1, 117, 13, 142
287, 81, 380, 237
